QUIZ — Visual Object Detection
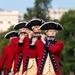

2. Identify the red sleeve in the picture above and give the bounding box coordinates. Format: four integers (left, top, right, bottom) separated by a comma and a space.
15, 37, 29, 55
28, 41, 38, 58
48, 41, 64, 54
0, 46, 8, 70
28, 40, 43, 58
6, 47, 15, 70
15, 44, 23, 55
5, 38, 18, 70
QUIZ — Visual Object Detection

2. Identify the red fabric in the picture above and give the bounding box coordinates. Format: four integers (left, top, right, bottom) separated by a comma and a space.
0, 46, 11, 75
48, 41, 64, 54
48, 41, 64, 75
15, 37, 30, 74
13, 54, 20, 74
4, 70, 7, 75
15, 43, 23, 55
36, 74, 42, 75
6, 37, 20, 74
22, 37, 30, 73
28, 48, 38, 58
28, 40, 64, 75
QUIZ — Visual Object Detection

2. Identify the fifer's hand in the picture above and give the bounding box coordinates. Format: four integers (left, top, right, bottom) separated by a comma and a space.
19, 33, 27, 43
28, 31, 33, 38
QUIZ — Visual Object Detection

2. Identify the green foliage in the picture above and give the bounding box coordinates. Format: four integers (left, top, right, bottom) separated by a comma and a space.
24, 8, 35, 21
57, 10, 75, 75
34, 0, 52, 21
24, 0, 52, 21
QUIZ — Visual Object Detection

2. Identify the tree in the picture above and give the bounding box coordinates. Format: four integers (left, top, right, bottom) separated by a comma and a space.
34, 0, 52, 21
24, 8, 35, 21
57, 10, 75, 75
24, 0, 52, 21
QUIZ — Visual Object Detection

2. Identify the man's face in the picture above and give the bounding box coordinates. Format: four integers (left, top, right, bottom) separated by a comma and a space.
32, 26, 41, 33
19, 28, 28, 32
19, 28, 30, 35
46, 29, 57, 37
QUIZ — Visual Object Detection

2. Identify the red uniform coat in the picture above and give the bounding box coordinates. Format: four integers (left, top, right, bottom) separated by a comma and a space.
15, 37, 30, 74
0, 46, 11, 75
28, 39, 64, 75
6, 37, 21, 74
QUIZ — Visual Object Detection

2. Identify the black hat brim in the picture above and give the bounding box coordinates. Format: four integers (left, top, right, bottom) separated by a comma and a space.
13, 22, 26, 30
4, 31, 18, 39
26, 19, 45, 30
40, 22, 63, 30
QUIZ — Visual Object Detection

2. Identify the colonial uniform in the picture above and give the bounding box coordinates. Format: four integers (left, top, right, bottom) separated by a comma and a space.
16, 37, 30, 75
22, 19, 45, 75
0, 46, 12, 75
28, 22, 64, 75
0, 31, 18, 75
13, 22, 31, 75
13, 22, 28, 75
6, 22, 27, 75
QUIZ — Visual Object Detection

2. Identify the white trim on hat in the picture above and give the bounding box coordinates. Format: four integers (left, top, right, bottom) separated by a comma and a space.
4, 31, 18, 38
25, 18, 42, 27
56, 22, 63, 29
39, 21, 63, 30
13, 22, 27, 29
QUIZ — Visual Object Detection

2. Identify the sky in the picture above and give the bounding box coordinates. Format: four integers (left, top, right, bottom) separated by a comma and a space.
0, 0, 75, 13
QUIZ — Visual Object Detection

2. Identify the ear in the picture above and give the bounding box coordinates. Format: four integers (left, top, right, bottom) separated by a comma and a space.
46, 31, 48, 35
19, 29, 21, 32
32, 26, 34, 30
56, 30, 58, 34
45, 30, 47, 33
45, 30, 48, 33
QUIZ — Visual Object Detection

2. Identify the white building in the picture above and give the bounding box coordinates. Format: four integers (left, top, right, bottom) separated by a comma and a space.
0, 10, 23, 32
0, 8, 75, 32
48, 8, 75, 20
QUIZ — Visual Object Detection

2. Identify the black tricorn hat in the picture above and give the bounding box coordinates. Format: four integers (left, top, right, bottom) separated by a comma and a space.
25, 19, 45, 30
40, 22, 63, 30
4, 31, 18, 39
13, 22, 27, 30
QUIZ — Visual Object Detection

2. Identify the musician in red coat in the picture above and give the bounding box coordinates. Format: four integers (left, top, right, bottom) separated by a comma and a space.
6, 36, 19, 75
28, 22, 64, 75
13, 22, 30, 75
6, 22, 29, 75
0, 31, 18, 75
16, 19, 45, 75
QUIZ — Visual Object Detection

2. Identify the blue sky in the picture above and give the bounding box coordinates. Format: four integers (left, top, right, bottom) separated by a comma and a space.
0, 0, 75, 13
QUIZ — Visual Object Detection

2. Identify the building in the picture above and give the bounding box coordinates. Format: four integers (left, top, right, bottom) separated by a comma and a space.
0, 8, 75, 32
48, 8, 75, 20
0, 10, 23, 32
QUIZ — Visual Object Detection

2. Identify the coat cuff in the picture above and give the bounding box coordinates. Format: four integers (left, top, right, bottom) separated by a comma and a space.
18, 42, 23, 46
29, 44, 36, 49
6, 69, 11, 74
